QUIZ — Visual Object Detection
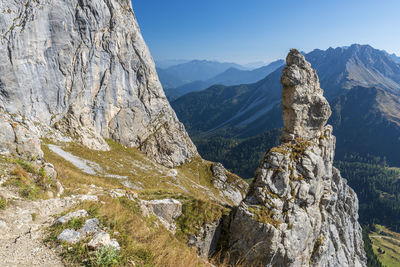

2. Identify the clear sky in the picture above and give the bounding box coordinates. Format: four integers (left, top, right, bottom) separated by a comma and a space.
132, 0, 400, 64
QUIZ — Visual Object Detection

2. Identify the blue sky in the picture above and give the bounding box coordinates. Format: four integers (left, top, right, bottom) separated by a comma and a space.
132, 0, 400, 64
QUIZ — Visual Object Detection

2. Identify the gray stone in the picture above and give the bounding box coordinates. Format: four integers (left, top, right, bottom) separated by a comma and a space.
187, 221, 222, 259
43, 163, 57, 181
56, 181, 64, 198
81, 218, 99, 235
57, 210, 88, 224
0, 0, 197, 167
0, 111, 43, 159
227, 50, 367, 266
88, 231, 120, 250
211, 163, 248, 206
140, 199, 182, 232
281, 49, 332, 142
57, 229, 82, 244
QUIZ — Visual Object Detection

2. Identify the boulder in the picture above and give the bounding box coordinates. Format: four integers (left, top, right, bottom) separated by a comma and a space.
57, 229, 82, 244
57, 210, 88, 225
88, 231, 120, 250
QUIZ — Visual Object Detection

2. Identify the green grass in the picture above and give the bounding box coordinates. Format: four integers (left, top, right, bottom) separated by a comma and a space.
2, 159, 55, 200
176, 198, 230, 240
248, 205, 281, 229
370, 225, 400, 267
0, 197, 7, 210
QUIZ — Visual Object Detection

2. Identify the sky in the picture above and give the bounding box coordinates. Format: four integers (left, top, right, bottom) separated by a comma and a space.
132, 0, 400, 64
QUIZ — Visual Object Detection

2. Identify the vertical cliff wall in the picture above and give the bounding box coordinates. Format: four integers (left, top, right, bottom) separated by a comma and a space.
0, 0, 197, 167
227, 49, 366, 266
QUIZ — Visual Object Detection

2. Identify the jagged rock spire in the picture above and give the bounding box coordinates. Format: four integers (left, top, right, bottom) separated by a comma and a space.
227, 49, 366, 266
281, 49, 331, 142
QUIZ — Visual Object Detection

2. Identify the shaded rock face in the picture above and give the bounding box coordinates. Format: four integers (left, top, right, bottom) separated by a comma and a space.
281, 49, 332, 142
0, 0, 197, 167
227, 50, 366, 266
188, 220, 222, 259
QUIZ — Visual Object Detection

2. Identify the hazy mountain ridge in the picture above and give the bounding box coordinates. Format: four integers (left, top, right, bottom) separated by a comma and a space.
159, 60, 284, 100
159, 60, 247, 84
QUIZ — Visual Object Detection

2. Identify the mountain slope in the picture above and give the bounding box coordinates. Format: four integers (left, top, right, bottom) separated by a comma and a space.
331, 86, 400, 165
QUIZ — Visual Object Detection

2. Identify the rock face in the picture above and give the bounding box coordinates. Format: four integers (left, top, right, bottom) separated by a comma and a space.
0, 112, 43, 159
211, 163, 248, 206
187, 221, 222, 258
227, 50, 367, 266
281, 49, 332, 142
0, 0, 197, 167
140, 199, 182, 233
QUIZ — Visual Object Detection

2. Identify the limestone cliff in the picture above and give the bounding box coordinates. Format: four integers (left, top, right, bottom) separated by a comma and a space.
0, 0, 197, 167
227, 49, 367, 266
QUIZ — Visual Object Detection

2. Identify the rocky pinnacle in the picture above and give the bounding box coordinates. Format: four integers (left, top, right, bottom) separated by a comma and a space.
227, 50, 366, 266
281, 49, 332, 142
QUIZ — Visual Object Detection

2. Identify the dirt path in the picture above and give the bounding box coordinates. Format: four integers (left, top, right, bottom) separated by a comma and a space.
0, 189, 97, 267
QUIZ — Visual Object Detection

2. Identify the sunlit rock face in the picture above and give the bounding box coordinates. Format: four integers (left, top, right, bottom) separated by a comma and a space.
227, 49, 367, 267
0, 0, 197, 167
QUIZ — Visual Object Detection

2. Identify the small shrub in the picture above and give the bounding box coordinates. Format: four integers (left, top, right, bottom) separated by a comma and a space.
39, 167, 46, 177
248, 206, 281, 229
0, 197, 7, 210
15, 159, 36, 174
94, 246, 120, 267
19, 184, 40, 200
66, 217, 85, 230
10, 165, 29, 180
176, 198, 230, 239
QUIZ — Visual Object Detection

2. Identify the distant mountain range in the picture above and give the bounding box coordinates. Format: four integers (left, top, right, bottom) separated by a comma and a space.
171, 44, 400, 167
158, 60, 247, 84
158, 59, 284, 100
155, 59, 191, 69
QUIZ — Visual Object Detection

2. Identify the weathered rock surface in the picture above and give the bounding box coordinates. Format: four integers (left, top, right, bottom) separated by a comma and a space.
140, 198, 182, 232
0, 0, 197, 167
211, 163, 248, 206
57, 229, 82, 244
57, 209, 88, 224
227, 50, 366, 266
281, 49, 332, 142
88, 231, 120, 250
0, 111, 43, 159
187, 220, 222, 259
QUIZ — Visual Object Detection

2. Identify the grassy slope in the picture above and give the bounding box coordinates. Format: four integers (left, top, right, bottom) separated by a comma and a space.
370, 225, 400, 267
40, 139, 247, 266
